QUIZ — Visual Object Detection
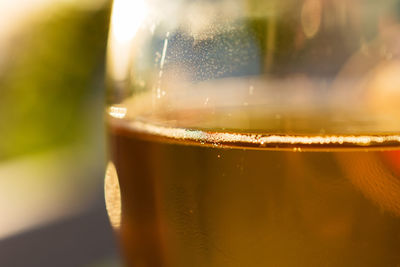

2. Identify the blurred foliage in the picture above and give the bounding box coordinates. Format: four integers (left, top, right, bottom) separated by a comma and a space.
0, 2, 111, 160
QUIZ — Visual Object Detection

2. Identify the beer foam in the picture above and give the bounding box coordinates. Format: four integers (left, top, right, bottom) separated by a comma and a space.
112, 119, 400, 150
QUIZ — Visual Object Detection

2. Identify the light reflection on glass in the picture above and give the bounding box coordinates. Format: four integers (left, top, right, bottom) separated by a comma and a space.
301, 0, 322, 38
110, 0, 148, 44
339, 151, 400, 216
109, 106, 127, 119
108, 0, 148, 82
105, 162, 121, 230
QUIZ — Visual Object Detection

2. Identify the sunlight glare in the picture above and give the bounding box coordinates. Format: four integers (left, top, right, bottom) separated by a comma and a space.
111, 0, 148, 44
108, 0, 148, 82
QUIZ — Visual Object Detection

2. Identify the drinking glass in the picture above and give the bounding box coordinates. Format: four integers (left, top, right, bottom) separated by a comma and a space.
105, 0, 400, 266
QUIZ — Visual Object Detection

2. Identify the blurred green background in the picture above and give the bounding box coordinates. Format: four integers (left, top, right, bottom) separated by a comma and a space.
0, 0, 110, 159
0, 0, 112, 243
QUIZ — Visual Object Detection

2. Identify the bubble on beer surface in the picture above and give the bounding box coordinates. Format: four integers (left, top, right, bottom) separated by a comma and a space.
109, 106, 127, 119
105, 162, 121, 229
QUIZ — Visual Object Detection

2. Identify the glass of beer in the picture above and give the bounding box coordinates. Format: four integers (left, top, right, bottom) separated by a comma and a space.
105, 0, 400, 266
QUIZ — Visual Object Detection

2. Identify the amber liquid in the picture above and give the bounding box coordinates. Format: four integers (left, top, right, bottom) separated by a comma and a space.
108, 119, 400, 267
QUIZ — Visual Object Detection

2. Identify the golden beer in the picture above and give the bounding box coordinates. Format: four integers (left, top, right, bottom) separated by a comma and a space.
107, 110, 400, 266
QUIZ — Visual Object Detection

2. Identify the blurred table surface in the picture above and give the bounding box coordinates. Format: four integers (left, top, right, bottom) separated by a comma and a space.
0, 192, 121, 267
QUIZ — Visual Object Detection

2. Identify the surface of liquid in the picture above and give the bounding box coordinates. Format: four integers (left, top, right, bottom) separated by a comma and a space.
108, 118, 400, 267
